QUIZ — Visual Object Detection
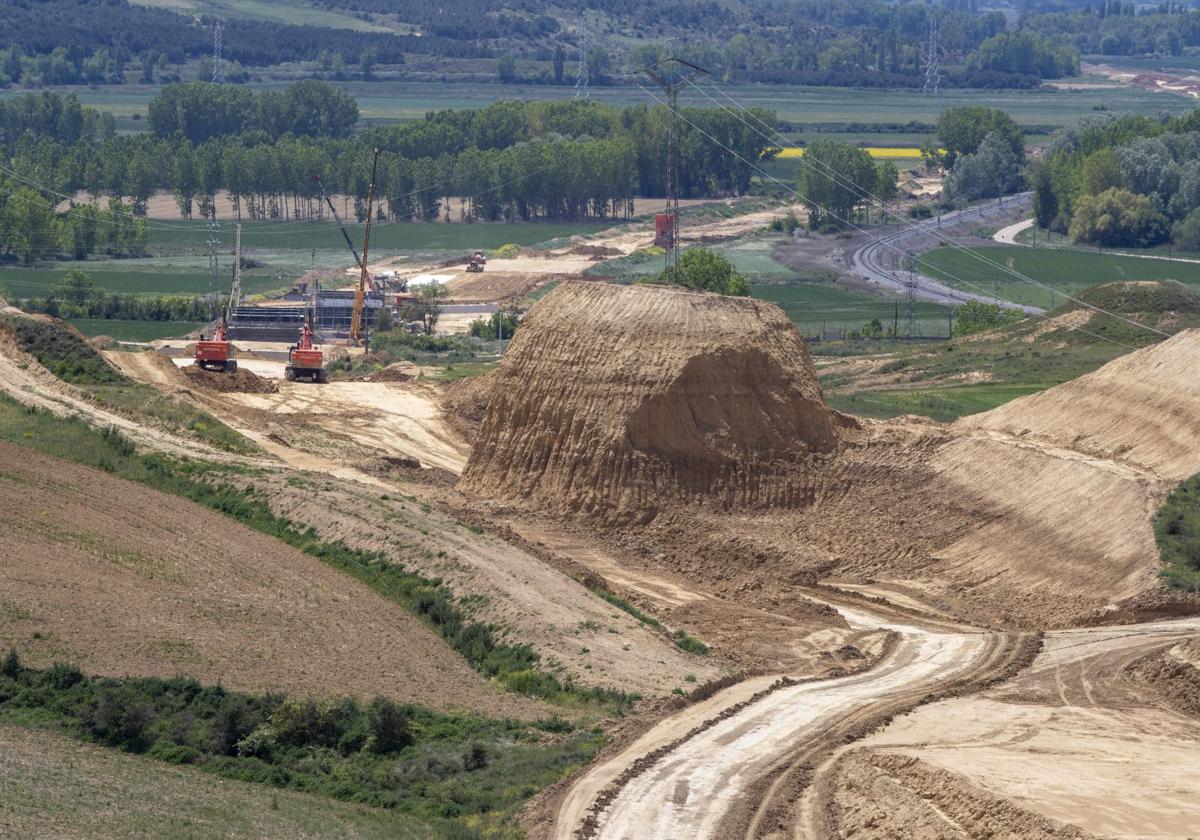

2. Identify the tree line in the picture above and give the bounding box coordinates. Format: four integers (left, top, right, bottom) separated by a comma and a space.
1, 90, 776, 241
1025, 6, 1200, 57
1029, 111, 1200, 249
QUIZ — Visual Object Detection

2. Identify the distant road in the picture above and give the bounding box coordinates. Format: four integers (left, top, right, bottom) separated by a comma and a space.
849, 192, 1042, 314
993, 217, 1200, 266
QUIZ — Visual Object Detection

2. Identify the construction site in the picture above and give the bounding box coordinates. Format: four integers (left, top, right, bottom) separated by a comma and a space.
3, 111, 1200, 840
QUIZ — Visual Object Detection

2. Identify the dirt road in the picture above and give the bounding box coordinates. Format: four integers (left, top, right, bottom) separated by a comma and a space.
152, 354, 469, 474
553, 602, 1006, 840
845, 617, 1200, 839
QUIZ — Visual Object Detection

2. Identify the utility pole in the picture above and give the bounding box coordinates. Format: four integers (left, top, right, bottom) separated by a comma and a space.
644, 57, 708, 279
207, 215, 220, 321
905, 251, 917, 338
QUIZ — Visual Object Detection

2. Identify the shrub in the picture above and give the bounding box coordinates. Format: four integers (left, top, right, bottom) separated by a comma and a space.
673, 630, 710, 656
467, 311, 518, 339
366, 696, 413, 754
490, 243, 521, 259
1173, 208, 1200, 252
657, 248, 749, 297
1, 648, 21, 679
1154, 472, 1200, 591
462, 742, 488, 771
1069, 188, 1169, 248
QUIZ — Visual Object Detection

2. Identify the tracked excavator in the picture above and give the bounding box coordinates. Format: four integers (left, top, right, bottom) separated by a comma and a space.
194, 223, 243, 372
285, 310, 326, 383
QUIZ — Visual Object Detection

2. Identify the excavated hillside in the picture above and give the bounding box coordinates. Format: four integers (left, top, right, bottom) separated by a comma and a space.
461, 281, 844, 522
460, 282, 1200, 628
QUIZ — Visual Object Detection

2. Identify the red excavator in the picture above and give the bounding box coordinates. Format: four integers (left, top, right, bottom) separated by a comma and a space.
194, 321, 237, 372
285, 313, 326, 383
195, 222, 242, 372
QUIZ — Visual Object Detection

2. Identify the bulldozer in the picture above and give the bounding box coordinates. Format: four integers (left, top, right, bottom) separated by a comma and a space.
466, 250, 486, 273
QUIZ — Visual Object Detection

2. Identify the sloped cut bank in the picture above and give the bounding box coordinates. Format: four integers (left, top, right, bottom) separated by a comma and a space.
460, 282, 843, 522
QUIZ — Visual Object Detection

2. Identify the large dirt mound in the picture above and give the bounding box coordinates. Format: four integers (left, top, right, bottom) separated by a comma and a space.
460, 281, 841, 521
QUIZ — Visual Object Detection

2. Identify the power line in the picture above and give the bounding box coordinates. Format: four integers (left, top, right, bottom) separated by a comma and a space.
681, 76, 1169, 339
634, 82, 1136, 351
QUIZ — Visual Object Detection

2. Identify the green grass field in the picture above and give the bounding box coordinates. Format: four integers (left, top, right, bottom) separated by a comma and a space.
0, 261, 286, 297
0, 220, 606, 301
919, 246, 1200, 309
826, 382, 1048, 422
29, 79, 1194, 134
67, 319, 203, 340
753, 282, 953, 338
143, 218, 610, 252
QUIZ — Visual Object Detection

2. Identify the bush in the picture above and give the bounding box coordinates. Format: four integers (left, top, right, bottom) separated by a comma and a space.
953, 300, 1025, 336
2, 316, 126, 385
1069, 188, 1170, 248
1155, 472, 1200, 591
910, 203, 933, 219
467, 311, 518, 339
1, 648, 21, 678
490, 243, 521, 259
673, 630, 710, 656
0, 663, 605, 831
367, 696, 413, 754
1173, 208, 1200, 252
657, 248, 749, 297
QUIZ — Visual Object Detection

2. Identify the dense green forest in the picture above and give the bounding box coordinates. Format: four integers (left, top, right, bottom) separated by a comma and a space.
0, 88, 775, 263
1029, 110, 1200, 249
0, 0, 1137, 91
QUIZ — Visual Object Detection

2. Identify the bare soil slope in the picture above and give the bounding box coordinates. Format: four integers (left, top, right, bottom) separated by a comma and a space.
959, 329, 1200, 478
461, 285, 1200, 627
0, 442, 543, 719
461, 281, 842, 522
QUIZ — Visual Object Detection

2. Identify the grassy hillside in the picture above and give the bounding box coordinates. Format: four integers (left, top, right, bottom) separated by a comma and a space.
824, 280, 1200, 422
1154, 474, 1200, 591
0, 725, 424, 840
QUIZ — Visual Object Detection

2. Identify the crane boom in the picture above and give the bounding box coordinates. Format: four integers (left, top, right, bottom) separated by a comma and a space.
350, 148, 381, 345
314, 174, 375, 289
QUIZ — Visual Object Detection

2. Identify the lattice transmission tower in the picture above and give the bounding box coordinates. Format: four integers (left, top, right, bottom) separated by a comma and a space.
922, 14, 941, 95
574, 27, 590, 98
644, 58, 708, 279
211, 20, 225, 85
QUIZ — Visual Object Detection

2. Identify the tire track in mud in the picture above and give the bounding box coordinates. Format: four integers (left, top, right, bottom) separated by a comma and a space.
772, 631, 1041, 840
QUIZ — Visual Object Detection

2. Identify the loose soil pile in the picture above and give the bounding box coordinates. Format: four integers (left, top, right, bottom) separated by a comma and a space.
182, 365, 279, 394
461, 282, 842, 522
440, 370, 494, 443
